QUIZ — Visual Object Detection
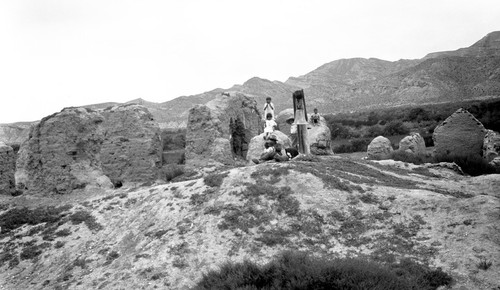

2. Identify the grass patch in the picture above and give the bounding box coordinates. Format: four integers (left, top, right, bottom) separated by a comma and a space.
203, 172, 229, 187
477, 258, 493, 270
250, 166, 290, 184
20, 242, 51, 260
389, 150, 434, 165
190, 188, 217, 206
194, 251, 452, 290
359, 192, 379, 204
162, 164, 185, 181
434, 153, 499, 176
0, 205, 73, 234
69, 211, 103, 231
55, 228, 71, 237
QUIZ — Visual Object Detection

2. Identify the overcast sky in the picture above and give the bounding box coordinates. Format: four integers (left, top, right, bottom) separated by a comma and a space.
0, 0, 498, 123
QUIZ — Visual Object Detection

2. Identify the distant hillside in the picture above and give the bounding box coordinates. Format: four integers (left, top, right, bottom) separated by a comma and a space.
1, 31, 499, 137
424, 31, 500, 59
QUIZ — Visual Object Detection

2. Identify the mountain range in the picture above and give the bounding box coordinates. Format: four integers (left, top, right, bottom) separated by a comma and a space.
134, 30, 500, 128
2, 31, 500, 135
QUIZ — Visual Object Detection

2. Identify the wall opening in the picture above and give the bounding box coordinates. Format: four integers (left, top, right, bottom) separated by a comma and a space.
230, 117, 249, 159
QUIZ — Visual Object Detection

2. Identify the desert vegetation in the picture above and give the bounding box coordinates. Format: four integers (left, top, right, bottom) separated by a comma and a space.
325, 98, 500, 153
194, 250, 452, 290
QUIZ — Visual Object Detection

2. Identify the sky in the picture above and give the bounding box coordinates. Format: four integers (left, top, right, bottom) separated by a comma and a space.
0, 0, 499, 123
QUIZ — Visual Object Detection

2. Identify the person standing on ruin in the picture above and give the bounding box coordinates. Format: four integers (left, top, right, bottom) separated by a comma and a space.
310, 108, 321, 126
263, 97, 275, 120
263, 113, 277, 140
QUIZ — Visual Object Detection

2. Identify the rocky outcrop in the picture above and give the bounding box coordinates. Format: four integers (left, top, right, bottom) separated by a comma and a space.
433, 108, 487, 157
15, 105, 163, 194
398, 132, 426, 155
0, 142, 15, 195
100, 104, 162, 185
367, 136, 393, 159
185, 93, 262, 167
483, 129, 500, 162
276, 109, 295, 136
246, 131, 292, 162
16, 108, 113, 194
308, 116, 332, 155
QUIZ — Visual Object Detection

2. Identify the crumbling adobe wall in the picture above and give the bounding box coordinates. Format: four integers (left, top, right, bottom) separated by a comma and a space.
185, 92, 262, 167
0, 142, 16, 195
16, 108, 112, 194
433, 108, 487, 157
100, 104, 162, 186
16, 105, 163, 195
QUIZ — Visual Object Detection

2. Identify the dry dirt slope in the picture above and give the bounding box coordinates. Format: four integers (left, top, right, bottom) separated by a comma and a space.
0, 156, 499, 290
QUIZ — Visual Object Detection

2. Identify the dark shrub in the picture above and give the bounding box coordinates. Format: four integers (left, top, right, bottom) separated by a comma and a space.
194, 251, 452, 290
365, 125, 384, 138
384, 121, 410, 136
389, 150, 433, 165
0, 205, 72, 234
203, 172, 229, 187
333, 138, 371, 153
69, 211, 103, 231
434, 153, 498, 176
20, 245, 43, 260
162, 164, 185, 181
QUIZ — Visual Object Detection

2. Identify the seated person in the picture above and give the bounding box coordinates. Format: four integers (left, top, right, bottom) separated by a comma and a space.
310, 108, 321, 125
253, 135, 279, 164
275, 146, 299, 162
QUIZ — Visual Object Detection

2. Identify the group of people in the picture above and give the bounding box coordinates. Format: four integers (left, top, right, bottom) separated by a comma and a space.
252, 134, 299, 164
253, 97, 322, 164
262, 97, 321, 140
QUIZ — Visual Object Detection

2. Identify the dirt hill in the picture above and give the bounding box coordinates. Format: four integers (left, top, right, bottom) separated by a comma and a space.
1, 156, 499, 289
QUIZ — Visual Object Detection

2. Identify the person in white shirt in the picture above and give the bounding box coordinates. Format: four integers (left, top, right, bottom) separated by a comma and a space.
263, 97, 275, 120
263, 113, 277, 140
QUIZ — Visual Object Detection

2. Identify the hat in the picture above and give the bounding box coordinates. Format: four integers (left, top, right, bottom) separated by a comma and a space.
268, 134, 278, 141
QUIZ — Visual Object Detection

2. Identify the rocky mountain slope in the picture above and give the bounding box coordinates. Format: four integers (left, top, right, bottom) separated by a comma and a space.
113, 30, 500, 128
1, 31, 499, 137
0, 156, 499, 289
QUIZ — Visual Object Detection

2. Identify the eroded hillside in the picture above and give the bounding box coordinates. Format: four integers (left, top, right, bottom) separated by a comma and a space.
0, 156, 499, 289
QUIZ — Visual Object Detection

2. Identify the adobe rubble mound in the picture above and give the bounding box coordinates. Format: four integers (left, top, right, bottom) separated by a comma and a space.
433, 108, 487, 157
0, 142, 16, 195
367, 136, 393, 160
100, 104, 162, 186
398, 132, 426, 155
15, 105, 162, 194
307, 114, 332, 155
16, 108, 112, 194
185, 92, 262, 167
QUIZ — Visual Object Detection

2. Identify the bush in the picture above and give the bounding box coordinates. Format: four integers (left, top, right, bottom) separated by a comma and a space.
69, 211, 103, 231
365, 125, 384, 138
333, 138, 371, 153
384, 121, 410, 136
389, 150, 434, 165
434, 153, 498, 176
162, 164, 185, 182
194, 251, 452, 290
0, 205, 72, 234
203, 172, 229, 187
